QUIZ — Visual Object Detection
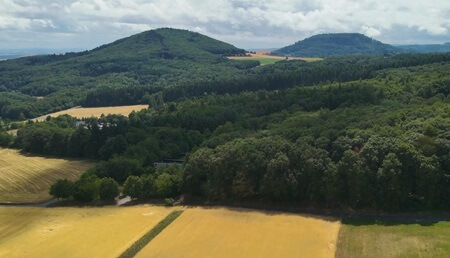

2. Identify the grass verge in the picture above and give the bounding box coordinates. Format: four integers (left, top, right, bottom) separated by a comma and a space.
119, 210, 184, 258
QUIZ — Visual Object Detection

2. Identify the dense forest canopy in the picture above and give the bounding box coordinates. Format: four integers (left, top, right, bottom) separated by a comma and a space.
272, 33, 401, 57
2, 53, 449, 210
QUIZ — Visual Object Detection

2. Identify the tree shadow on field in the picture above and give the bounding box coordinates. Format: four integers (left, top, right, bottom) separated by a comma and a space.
181, 198, 450, 225
18, 149, 95, 163
341, 215, 450, 227
182, 202, 342, 223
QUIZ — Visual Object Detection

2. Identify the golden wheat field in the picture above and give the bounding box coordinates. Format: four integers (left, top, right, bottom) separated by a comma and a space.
33, 104, 148, 121
136, 207, 341, 258
0, 206, 174, 258
0, 148, 93, 203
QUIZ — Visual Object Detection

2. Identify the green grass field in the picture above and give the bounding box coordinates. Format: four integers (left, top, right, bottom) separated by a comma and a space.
336, 218, 450, 258
250, 57, 281, 65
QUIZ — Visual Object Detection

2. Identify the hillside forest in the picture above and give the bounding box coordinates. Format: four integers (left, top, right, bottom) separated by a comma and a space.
1, 50, 448, 211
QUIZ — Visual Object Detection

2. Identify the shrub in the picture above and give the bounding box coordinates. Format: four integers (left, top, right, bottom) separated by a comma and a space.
73, 173, 99, 202
164, 198, 175, 206
99, 177, 120, 201
123, 175, 143, 199
49, 179, 74, 200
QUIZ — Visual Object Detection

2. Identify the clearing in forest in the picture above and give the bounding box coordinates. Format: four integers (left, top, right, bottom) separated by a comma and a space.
0, 206, 174, 258
0, 148, 93, 203
228, 50, 322, 65
33, 104, 148, 121
136, 207, 341, 258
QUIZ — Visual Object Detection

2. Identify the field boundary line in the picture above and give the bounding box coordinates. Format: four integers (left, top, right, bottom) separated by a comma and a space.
119, 210, 184, 258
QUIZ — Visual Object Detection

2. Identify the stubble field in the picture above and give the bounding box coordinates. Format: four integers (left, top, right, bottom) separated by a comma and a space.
0, 206, 174, 258
33, 104, 148, 121
136, 207, 341, 258
0, 148, 93, 203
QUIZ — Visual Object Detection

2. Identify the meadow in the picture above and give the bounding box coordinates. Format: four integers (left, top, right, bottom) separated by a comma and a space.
33, 104, 148, 121
336, 218, 450, 258
0, 206, 173, 258
136, 207, 341, 258
0, 148, 93, 203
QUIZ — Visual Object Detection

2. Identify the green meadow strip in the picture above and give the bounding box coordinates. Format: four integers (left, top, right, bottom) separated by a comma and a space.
119, 210, 184, 258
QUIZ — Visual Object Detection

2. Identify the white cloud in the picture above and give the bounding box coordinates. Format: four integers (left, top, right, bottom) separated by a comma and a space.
361, 26, 381, 38
0, 0, 448, 49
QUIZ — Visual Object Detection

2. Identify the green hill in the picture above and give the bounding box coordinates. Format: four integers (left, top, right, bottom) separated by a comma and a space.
0, 28, 249, 119
272, 33, 400, 57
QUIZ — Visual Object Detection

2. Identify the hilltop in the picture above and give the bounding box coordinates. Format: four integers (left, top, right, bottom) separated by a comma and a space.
272, 33, 400, 57
0, 28, 249, 119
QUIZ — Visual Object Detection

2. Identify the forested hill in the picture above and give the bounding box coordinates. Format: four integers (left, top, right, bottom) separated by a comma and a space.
5, 55, 449, 211
0, 28, 249, 120
80, 27, 246, 60
272, 33, 400, 57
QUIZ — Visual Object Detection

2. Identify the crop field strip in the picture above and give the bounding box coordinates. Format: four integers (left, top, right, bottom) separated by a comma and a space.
136, 207, 341, 258
0, 206, 175, 258
0, 148, 93, 203
119, 210, 184, 258
33, 104, 149, 121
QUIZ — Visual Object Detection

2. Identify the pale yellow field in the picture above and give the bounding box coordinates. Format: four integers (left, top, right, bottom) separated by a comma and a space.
136, 207, 341, 258
0, 206, 174, 258
228, 50, 323, 63
34, 104, 148, 121
0, 148, 93, 203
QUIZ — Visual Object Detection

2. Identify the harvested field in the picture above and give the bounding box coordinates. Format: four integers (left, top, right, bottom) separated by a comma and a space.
228, 50, 322, 65
136, 207, 341, 258
34, 104, 148, 121
0, 206, 174, 258
0, 148, 93, 203
336, 218, 450, 258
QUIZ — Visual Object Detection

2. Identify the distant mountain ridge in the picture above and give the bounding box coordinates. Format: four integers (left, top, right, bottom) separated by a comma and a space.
396, 43, 450, 53
272, 33, 400, 57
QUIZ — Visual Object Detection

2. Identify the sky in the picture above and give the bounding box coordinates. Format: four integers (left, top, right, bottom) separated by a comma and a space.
0, 0, 449, 51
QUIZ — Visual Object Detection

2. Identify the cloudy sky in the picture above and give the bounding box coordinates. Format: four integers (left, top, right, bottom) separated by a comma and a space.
0, 0, 449, 50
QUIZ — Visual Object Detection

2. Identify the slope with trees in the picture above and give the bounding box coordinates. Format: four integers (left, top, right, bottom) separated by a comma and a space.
14, 55, 447, 210
272, 33, 401, 57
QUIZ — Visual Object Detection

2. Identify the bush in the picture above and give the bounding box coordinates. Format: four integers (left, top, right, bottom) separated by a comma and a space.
49, 179, 74, 200
164, 198, 175, 206
123, 175, 143, 199
73, 173, 99, 202
154, 167, 182, 198
99, 177, 120, 201
0, 132, 13, 147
